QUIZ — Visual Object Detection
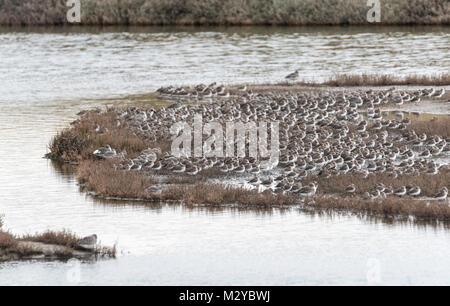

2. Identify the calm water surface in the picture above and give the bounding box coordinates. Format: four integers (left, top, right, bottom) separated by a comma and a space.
0, 26, 449, 285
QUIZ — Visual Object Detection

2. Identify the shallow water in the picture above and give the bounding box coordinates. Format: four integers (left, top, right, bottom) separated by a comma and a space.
1, 25, 449, 104
0, 26, 450, 285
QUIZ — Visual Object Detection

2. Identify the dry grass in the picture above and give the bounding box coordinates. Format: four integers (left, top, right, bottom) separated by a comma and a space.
49, 129, 90, 162
313, 197, 450, 222
0, 231, 17, 249
406, 117, 450, 138
0, 0, 449, 26
305, 169, 450, 197
77, 160, 155, 199
49, 109, 149, 162
74, 159, 450, 222
77, 159, 296, 206
21, 230, 80, 249
0, 216, 16, 249
75, 160, 450, 221
292, 73, 450, 87
162, 184, 296, 207
164, 175, 201, 185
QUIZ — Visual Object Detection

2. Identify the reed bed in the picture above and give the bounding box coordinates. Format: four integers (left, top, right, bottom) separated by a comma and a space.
1, 0, 449, 26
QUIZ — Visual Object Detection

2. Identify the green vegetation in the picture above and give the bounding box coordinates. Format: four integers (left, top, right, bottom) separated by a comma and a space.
0, 0, 449, 26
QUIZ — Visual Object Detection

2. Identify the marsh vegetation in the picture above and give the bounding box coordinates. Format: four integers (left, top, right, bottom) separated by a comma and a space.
1, 0, 449, 26
290, 74, 450, 87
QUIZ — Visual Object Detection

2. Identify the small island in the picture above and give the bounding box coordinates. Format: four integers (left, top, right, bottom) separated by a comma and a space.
47, 74, 450, 223
0, 217, 115, 262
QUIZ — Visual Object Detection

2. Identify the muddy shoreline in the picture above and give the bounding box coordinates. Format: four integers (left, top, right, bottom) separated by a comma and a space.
48, 82, 450, 223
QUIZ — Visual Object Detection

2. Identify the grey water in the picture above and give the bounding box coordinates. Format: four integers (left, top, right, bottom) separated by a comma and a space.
0, 26, 449, 285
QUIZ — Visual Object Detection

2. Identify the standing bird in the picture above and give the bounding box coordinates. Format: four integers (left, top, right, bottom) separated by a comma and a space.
93, 145, 117, 159
237, 85, 247, 92
435, 187, 448, 201
298, 182, 318, 197
285, 70, 299, 81
408, 185, 421, 197
433, 88, 446, 98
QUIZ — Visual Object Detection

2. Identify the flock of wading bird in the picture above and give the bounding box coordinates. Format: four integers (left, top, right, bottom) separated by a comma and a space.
92, 83, 448, 202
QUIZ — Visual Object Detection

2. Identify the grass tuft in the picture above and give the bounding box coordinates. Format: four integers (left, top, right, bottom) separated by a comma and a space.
20, 230, 80, 249
77, 160, 156, 199
49, 109, 149, 162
